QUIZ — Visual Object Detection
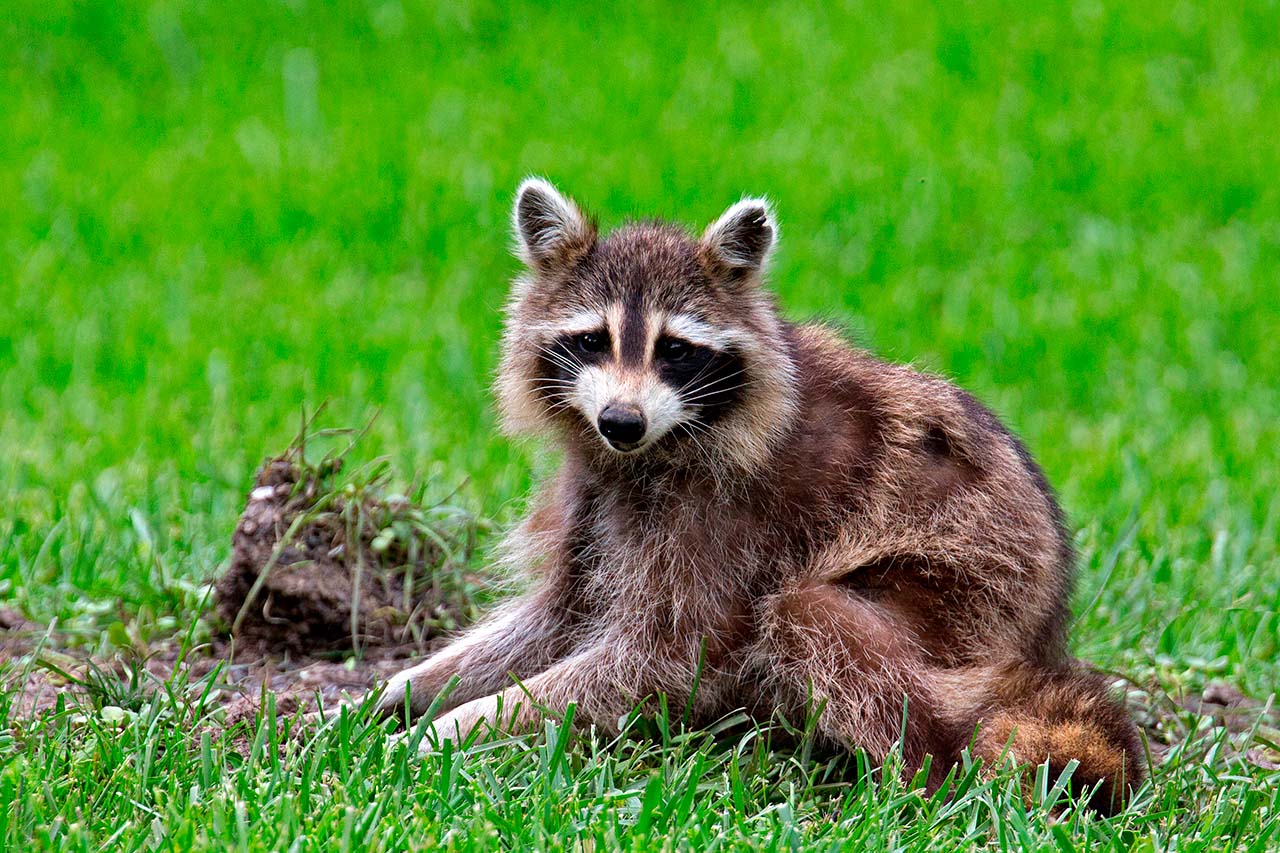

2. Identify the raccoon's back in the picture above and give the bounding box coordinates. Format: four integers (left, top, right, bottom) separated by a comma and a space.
779, 323, 1075, 666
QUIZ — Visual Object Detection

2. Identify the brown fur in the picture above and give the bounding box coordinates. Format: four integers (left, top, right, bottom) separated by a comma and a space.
378, 181, 1145, 812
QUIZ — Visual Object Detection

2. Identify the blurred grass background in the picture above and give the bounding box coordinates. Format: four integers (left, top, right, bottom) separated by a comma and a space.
0, 0, 1277, 812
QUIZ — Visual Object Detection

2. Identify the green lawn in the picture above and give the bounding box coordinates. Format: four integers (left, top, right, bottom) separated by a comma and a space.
3, 1, 1279, 849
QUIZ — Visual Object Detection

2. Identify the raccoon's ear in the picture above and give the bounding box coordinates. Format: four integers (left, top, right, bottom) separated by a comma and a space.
512, 177, 596, 271
701, 198, 776, 274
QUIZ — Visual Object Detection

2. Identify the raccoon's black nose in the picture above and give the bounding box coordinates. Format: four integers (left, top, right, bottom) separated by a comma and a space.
597, 404, 647, 447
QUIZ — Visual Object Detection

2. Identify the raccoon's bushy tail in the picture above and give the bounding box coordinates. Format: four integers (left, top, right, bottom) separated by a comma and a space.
972, 665, 1145, 815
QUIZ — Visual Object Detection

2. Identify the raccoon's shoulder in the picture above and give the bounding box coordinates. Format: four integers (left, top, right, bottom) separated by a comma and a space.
787, 323, 1066, 541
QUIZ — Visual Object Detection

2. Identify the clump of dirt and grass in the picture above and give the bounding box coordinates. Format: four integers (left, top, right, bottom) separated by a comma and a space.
2, 415, 489, 724
213, 418, 484, 660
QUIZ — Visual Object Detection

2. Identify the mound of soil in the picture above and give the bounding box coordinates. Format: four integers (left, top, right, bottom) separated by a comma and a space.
214, 450, 480, 658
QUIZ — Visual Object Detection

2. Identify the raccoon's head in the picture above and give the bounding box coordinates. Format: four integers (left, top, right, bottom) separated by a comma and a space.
496, 178, 798, 473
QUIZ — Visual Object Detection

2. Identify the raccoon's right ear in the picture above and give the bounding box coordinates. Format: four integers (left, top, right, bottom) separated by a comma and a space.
512, 178, 596, 271
701, 197, 776, 275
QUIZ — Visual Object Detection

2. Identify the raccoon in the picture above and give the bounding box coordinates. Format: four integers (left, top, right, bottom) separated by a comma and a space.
378, 179, 1144, 813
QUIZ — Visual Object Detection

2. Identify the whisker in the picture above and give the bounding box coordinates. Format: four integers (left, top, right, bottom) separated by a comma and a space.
682, 377, 757, 404
537, 395, 581, 417
676, 357, 721, 395
535, 384, 576, 395
535, 343, 585, 375
539, 354, 583, 376
680, 367, 750, 399
676, 416, 718, 466
536, 395, 575, 410
683, 385, 751, 404
680, 416, 713, 441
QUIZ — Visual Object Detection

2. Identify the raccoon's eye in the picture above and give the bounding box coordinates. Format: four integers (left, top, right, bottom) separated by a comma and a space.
573, 331, 609, 355
656, 337, 693, 362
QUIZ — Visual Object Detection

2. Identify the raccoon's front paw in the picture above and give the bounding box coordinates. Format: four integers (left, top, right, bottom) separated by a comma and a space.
397, 696, 497, 755
375, 666, 417, 718
375, 659, 460, 722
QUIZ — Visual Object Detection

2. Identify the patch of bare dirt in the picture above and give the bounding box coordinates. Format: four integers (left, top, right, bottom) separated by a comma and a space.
0, 607, 64, 717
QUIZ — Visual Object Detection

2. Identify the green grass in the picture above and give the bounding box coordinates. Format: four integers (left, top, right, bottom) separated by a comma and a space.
3, 0, 1279, 848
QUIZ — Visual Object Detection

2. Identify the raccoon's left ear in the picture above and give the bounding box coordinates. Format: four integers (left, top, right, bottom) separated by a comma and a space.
702, 198, 776, 275
512, 177, 597, 272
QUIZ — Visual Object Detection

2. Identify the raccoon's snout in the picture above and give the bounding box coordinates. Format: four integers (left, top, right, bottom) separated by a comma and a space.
597, 404, 647, 449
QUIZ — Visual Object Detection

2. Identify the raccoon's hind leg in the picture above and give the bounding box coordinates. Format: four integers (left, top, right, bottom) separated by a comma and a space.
764, 580, 964, 789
